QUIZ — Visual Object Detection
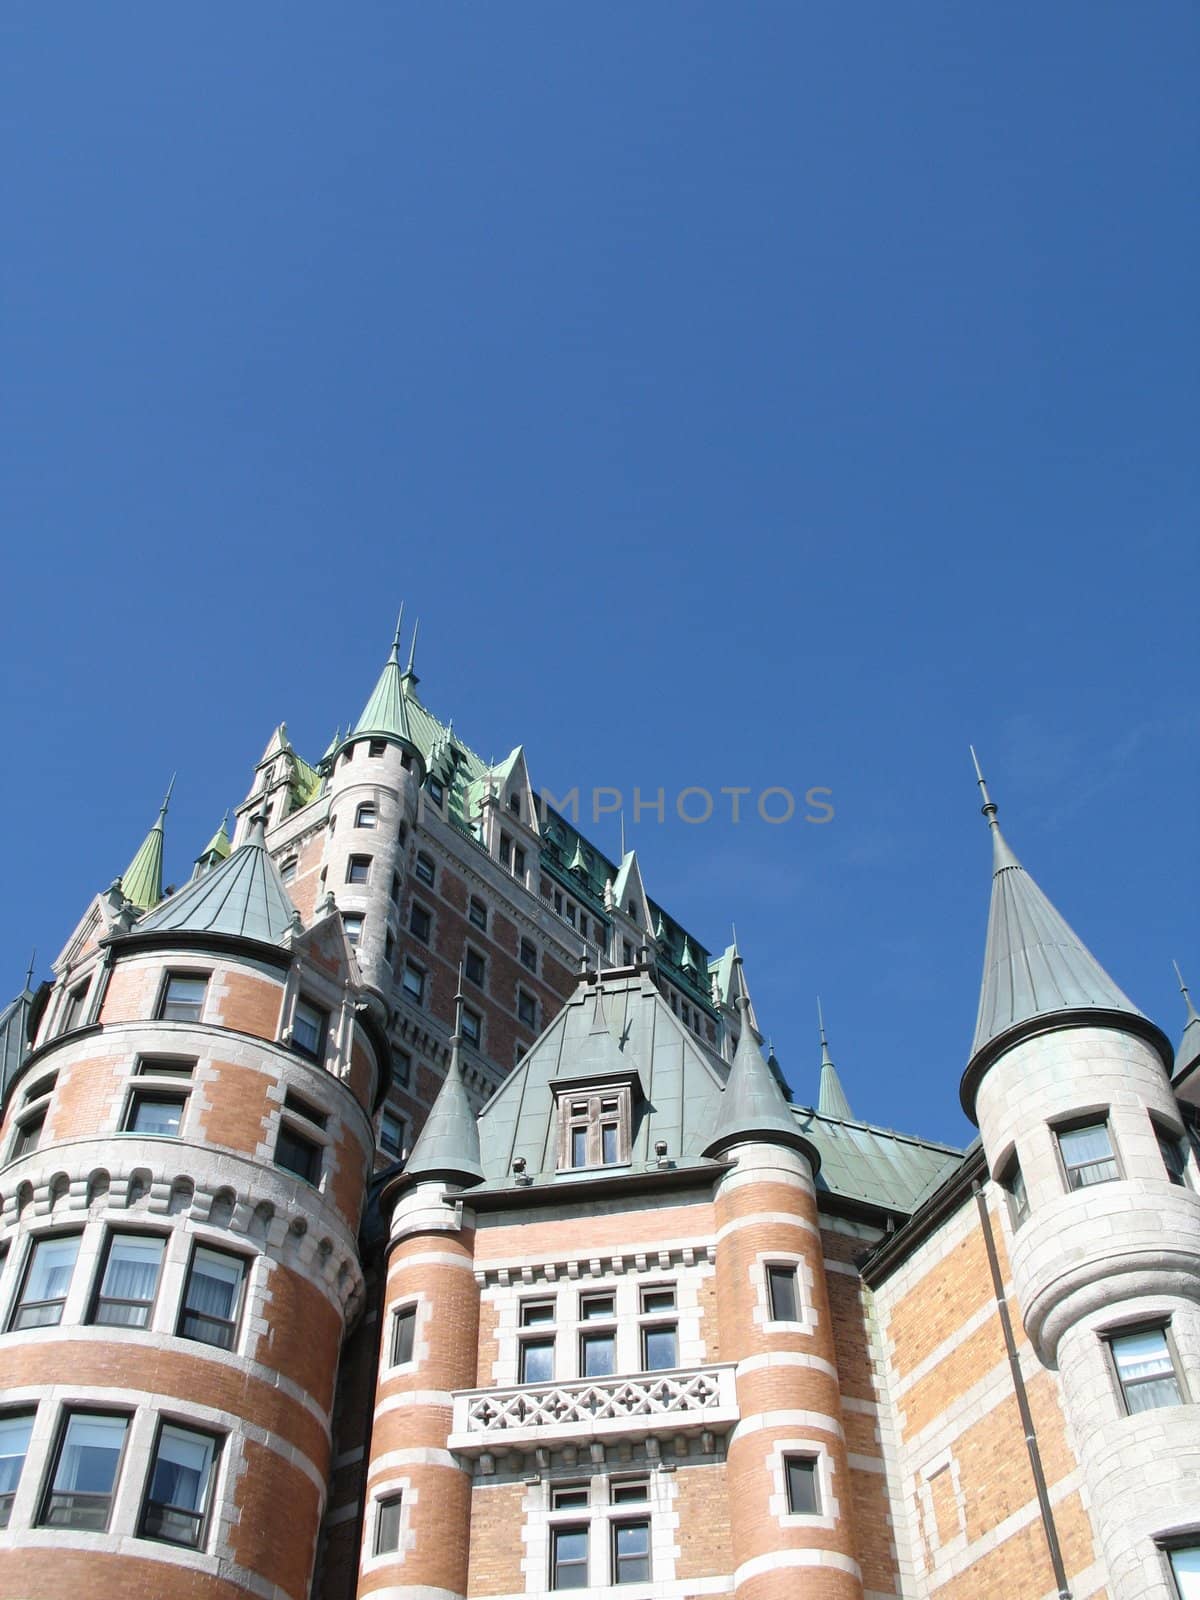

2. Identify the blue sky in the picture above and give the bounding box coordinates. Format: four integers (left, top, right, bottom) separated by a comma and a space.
2, 4, 1196, 1147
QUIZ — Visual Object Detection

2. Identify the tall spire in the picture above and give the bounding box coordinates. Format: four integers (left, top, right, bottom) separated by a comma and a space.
816, 997, 853, 1120
1174, 961, 1200, 1081
402, 616, 420, 685
120, 777, 174, 911
402, 963, 483, 1185
704, 957, 813, 1160
963, 751, 1166, 1108
353, 615, 417, 746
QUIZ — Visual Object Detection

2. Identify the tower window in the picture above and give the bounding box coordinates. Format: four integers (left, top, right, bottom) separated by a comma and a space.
39, 1411, 129, 1532
347, 855, 371, 885
1155, 1122, 1190, 1187
556, 1085, 633, 1171
391, 1305, 417, 1365
1001, 1155, 1029, 1227
90, 1232, 164, 1328
179, 1246, 246, 1350
59, 980, 90, 1035
1108, 1325, 1184, 1414
415, 853, 436, 886
368, 739, 386, 758
766, 1264, 801, 1323
157, 972, 208, 1024
292, 998, 328, 1062
375, 1493, 403, 1555
11, 1234, 80, 1329
1168, 1546, 1200, 1598
140, 1422, 218, 1549
1055, 1118, 1119, 1190
0, 1413, 34, 1528
280, 857, 298, 884
124, 1091, 187, 1137
427, 778, 444, 806
355, 803, 377, 829
343, 912, 364, 947
508, 793, 521, 816
10, 1109, 45, 1160
784, 1454, 820, 1515
275, 1122, 322, 1185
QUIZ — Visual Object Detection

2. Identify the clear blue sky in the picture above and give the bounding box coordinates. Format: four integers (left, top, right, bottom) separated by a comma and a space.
2, 4, 1196, 1147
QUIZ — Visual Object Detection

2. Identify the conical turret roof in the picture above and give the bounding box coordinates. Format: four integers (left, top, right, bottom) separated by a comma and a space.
962, 753, 1169, 1112
353, 614, 416, 746
120, 779, 174, 911
136, 814, 296, 946
817, 999, 853, 1120
402, 977, 483, 1185
704, 959, 814, 1161
1174, 963, 1200, 1082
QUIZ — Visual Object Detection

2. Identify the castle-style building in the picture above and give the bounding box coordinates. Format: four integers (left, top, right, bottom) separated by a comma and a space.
0, 620, 1198, 1600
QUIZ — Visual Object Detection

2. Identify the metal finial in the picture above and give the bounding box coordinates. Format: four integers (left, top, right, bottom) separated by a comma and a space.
1175, 960, 1200, 1022
817, 996, 833, 1065
391, 603, 405, 659
405, 618, 420, 676
24, 949, 36, 990
452, 959, 466, 1042
730, 921, 738, 951
969, 745, 999, 824
160, 773, 176, 816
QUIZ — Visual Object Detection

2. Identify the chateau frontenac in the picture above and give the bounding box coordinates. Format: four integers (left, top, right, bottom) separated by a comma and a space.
1, 620, 1198, 1600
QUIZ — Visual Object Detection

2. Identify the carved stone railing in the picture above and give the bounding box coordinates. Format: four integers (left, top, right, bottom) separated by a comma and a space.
448, 1363, 738, 1455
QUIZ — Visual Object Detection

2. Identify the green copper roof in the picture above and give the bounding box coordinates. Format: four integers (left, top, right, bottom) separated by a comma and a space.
969, 760, 1143, 1064
817, 1000, 854, 1120
120, 779, 173, 911
797, 1105, 962, 1215
704, 962, 806, 1157
198, 814, 231, 863
353, 617, 416, 746
137, 814, 296, 947
402, 987, 483, 1185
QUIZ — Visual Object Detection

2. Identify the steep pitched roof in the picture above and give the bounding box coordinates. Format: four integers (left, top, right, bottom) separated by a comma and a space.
1174, 962, 1200, 1084
0, 979, 37, 1103
817, 1000, 854, 1120
704, 961, 813, 1159
136, 814, 296, 946
401, 980, 483, 1185
353, 616, 416, 746
120, 780, 173, 911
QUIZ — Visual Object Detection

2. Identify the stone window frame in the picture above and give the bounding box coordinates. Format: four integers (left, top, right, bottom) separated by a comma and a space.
916, 1448, 967, 1560
531, 1472, 665, 1592
390, 1299, 420, 1368
360, 1474, 415, 1575
1051, 1109, 1123, 1192
177, 1239, 252, 1354
752, 1251, 814, 1337
1101, 1317, 1188, 1416
766, 1436, 838, 1532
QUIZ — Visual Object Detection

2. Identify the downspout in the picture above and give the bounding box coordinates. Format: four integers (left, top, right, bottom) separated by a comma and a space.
974, 1182, 1072, 1599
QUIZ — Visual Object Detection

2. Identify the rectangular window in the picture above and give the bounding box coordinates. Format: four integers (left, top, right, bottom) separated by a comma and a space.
12, 1234, 80, 1329
375, 1493, 403, 1555
785, 1455, 820, 1515
136, 1056, 195, 1079
461, 1008, 482, 1047
59, 982, 90, 1034
551, 1524, 588, 1589
519, 1337, 555, 1384
551, 1484, 589, 1509
402, 962, 425, 1004
1110, 1326, 1183, 1414
369, 739, 386, 758
158, 973, 207, 1023
513, 846, 526, 879
11, 1109, 45, 1160
622, 940, 633, 965
427, 778, 444, 807
283, 1090, 326, 1129
380, 1111, 405, 1158
275, 1123, 322, 1184
613, 1519, 650, 1584
611, 1478, 649, 1504
347, 856, 371, 885
343, 912, 364, 946
124, 1091, 186, 1137
570, 1126, 588, 1168
390, 871, 401, 903
640, 1285, 678, 1371
1157, 1125, 1189, 1187
394, 1049, 412, 1086
415, 853, 435, 886
767, 1265, 800, 1322
600, 1123, 619, 1165
141, 1422, 217, 1548
521, 1299, 555, 1326
179, 1247, 246, 1350
580, 1330, 615, 1378
292, 999, 328, 1061
520, 938, 537, 972
23, 1072, 58, 1104
1004, 1158, 1030, 1227
0, 1413, 33, 1528
392, 1305, 416, 1364
355, 802, 377, 828
464, 947, 486, 987
92, 1233, 165, 1327
40, 1411, 129, 1531
1057, 1120, 1119, 1189
499, 833, 512, 870
409, 903, 432, 943
518, 990, 537, 1028
280, 857, 298, 884
468, 897, 487, 931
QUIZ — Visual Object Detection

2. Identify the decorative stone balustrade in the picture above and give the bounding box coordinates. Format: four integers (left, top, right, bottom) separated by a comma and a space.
448, 1363, 738, 1455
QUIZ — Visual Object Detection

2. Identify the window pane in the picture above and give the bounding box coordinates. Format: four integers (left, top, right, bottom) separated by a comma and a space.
614, 1520, 650, 1583
611, 1479, 648, 1503
161, 976, 206, 1022
96, 1235, 164, 1326
0, 1414, 33, 1527
128, 1095, 184, 1137
643, 1325, 677, 1371
520, 1339, 554, 1384
1172, 1550, 1200, 1600
143, 1424, 215, 1545
293, 1002, 326, 1058
393, 1307, 416, 1364
376, 1494, 402, 1554
641, 1288, 675, 1314
1112, 1328, 1181, 1412
601, 1124, 618, 1164
44, 1413, 127, 1530
276, 1124, 321, 1183
1059, 1123, 1118, 1187
581, 1333, 615, 1378
380, 1113, 404, 1156
1158, 1130, 1188, 1185
15, 1236, 79, 1328
181, 1248, 244, 1348
786, 1456, 819, 1515
581, 1296, 614, 1320
521, 1301, 554, 1326
570, 1127, 587, 1168
552, 1526, 588, 1589
767, 1266, 799, 1322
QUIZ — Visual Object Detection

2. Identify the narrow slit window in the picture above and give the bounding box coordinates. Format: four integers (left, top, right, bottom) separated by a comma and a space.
767, 1264, 800, 1322
392, 1305, 416, 1364
785, 1455, 820, 1515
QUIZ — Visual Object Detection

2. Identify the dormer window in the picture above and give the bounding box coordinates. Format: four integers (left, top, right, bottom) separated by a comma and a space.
554, 1079, 634, 1171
